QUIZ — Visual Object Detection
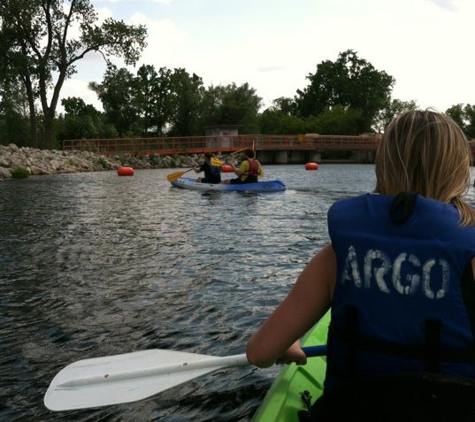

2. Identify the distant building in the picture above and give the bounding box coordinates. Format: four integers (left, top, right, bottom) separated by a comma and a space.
204, 125, 240, 150
205, 125, 240, 136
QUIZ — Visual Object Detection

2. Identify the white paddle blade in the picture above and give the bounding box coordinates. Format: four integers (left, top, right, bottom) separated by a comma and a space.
44, 349, 248, 411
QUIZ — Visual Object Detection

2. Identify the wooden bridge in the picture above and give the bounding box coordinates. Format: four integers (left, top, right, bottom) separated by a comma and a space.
62, 134, 475, 163
62, 133, 381, 154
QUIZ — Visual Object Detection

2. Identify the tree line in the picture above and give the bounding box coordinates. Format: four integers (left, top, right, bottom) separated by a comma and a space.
1, 0, 475, 150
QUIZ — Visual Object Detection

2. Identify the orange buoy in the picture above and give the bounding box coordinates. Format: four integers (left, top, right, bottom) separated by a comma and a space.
221, 164, 234, 173
117, 166, 134, 176
305, 162, 319, 171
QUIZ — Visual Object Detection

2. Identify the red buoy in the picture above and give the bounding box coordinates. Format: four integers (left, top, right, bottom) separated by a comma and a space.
221, 164, 234, 173
305, 162, 319, 171
117, 166, 134, 176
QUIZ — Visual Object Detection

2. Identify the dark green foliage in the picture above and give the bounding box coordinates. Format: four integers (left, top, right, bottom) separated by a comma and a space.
57, 97, 119, 140
446, 104, 475, 139
295, 50, 395, 133
11, 167, 30, 178
0, 79, 31, 146
200, 82, 262, 134
0, 0, 147, 148
305, 106, 365, 135
373, 99, 418, 133
259, 109, 306, 135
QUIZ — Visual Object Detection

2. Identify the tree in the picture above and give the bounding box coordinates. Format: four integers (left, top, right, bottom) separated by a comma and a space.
258, 109, 305, 135
167, 68, 204, 137
373, 98, 418, 133
305, 106, 365, 135
0, 0, 147, 148
133, 65, 174, 136
446, 104, 466, 129
56, 96, 118, 140
271, 96, 298, 116
0, 78, 31, 146
296, 50, 395, 132
89, 65, 140, 137
463, 105, 475, 139
201, 83, 262, 134
446, 104, 475, 139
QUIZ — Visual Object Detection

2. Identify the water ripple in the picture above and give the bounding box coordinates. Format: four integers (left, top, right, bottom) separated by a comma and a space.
0, 164, 398, 421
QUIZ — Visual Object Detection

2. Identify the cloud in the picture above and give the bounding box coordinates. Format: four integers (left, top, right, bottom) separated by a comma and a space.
425, 0, 459, 11
58, 0, 475, 114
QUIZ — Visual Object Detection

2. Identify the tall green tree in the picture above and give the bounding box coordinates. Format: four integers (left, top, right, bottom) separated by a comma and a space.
296, 50, 395, 133
446, 103, 475, 139
0, 0, 147, 148
89, 65, 140, 136
167, 68, 204, 137
259, 98, 304, 135
57, 96, 118, 140
462, 105, 475, 139
201, 83, 262, 134
133, 65, 174, 136
373, 98, 418, 132
446, 104, 466, 129
305, 106, 365, 135
0, 78, 31, 146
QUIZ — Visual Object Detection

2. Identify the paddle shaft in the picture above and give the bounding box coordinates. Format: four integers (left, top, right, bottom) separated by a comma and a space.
58, 354, 249, 388
303, 345, 327, 357
56, 346, 326, 389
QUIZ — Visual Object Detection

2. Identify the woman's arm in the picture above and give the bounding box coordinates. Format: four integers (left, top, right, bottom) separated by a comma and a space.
246, 244, 336, 367
233, 161, 247, 177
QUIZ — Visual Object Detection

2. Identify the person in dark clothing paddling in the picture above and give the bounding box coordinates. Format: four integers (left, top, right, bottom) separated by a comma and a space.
194, 152, 221, 184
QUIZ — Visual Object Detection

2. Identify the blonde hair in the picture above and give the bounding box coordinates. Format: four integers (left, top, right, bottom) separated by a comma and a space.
375, 109, 475, 226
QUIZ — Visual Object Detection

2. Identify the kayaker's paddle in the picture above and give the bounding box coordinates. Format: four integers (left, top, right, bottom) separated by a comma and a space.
210, 157, 224, 166
210, 148, 248, 167
44, 345, 327, 411
229, 148, 247, 156
167, 168, 194, 182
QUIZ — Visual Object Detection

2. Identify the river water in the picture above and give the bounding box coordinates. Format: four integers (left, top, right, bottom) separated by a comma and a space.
2, 164, 475, 422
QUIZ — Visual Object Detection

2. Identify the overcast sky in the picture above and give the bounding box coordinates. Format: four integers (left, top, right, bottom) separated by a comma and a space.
60, 0, 474, 114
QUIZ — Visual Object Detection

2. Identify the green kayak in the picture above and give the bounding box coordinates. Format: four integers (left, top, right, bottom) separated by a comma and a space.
251, 312, 330, 422
251, 311, 475, 422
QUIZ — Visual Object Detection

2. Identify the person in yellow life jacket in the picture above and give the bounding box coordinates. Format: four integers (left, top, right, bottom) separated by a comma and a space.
221, 149, 263, 184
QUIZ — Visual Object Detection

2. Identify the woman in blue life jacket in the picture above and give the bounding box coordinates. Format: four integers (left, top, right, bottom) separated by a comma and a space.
221, 148, 262, 184
193, 152, 221, 184
246, 110, 475, 419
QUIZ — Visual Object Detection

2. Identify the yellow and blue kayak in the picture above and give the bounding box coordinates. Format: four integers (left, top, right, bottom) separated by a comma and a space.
251, 313, 330, 422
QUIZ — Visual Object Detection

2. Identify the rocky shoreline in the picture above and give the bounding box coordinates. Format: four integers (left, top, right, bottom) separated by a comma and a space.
0, 144, 206, 180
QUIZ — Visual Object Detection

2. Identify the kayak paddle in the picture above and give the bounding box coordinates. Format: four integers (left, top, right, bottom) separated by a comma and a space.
167, 168, 194, 182
44, 345, 327, 411
210, 157, 225, 167
210, 148, 248, 167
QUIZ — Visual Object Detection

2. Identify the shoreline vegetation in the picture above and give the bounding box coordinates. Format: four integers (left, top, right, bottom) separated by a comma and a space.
0, 143, 206, 180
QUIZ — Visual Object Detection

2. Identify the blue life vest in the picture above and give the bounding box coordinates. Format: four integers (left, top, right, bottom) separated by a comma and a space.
325, 193, 475, 393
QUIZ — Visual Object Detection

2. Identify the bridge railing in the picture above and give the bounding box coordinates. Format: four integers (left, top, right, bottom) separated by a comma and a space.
62, 134, 384, 155
62, 134, 475, 156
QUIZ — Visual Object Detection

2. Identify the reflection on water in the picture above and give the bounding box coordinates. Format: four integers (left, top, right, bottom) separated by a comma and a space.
1, 164, 474, 421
